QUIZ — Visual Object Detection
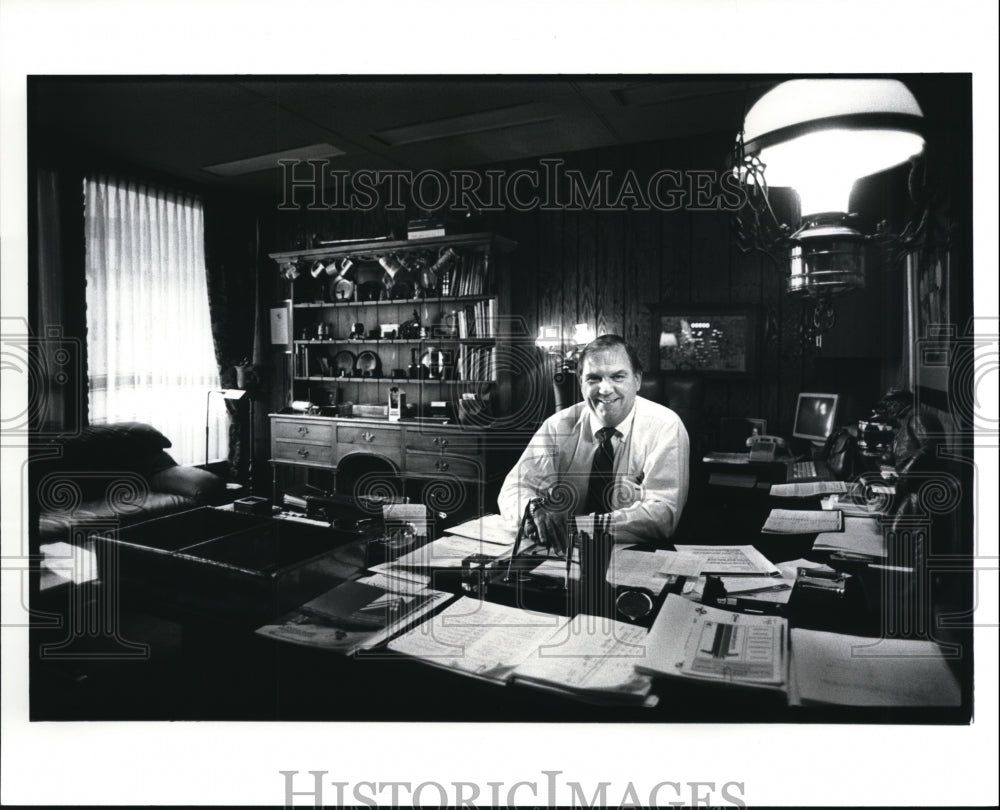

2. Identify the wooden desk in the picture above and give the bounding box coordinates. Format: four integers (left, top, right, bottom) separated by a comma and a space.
269, 413, 522, 519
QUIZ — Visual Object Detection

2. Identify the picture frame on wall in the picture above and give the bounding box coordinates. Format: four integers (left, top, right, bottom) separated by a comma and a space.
914, 247, 952, 403
650, 306, 758, 377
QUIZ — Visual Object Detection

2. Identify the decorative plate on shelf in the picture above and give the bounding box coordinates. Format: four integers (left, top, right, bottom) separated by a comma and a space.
356, 350, 382, 378
333, 350, 356, 376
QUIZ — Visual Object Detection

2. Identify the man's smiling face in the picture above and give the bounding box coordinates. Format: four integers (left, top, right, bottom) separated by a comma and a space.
580, 345, 641, 428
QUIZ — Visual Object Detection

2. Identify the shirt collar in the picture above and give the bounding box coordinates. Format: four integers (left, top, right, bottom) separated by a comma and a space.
587, 401, 636, 442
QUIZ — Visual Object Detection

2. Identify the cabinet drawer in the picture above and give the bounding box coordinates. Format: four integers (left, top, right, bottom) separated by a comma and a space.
406, 453, 483, 479
273, 439, 336, 466
337, 425, 399, 448
273, 419, 335, 443
404, 430, 481, 454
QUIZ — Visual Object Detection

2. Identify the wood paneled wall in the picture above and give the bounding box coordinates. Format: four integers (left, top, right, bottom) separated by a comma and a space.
260, 132, 907, 442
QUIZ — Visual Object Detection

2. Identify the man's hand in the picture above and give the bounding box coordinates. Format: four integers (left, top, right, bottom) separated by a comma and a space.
526, 498, 570, 555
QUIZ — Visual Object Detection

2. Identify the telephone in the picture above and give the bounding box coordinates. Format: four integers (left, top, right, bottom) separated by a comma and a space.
746, 434, 787, 462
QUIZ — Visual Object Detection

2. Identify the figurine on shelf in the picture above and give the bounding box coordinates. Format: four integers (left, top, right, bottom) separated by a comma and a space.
399, 310, 422, 339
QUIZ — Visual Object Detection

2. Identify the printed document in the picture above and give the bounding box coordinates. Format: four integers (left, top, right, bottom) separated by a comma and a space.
762, 508, 843, 534
638, 594, 787, 689
444, 513, 518, 547
789, 629, 961, 706
673, 544, 779, 576
387, 597, 563, 682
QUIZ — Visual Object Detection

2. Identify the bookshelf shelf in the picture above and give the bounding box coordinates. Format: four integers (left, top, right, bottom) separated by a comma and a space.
271, 232, 513, 416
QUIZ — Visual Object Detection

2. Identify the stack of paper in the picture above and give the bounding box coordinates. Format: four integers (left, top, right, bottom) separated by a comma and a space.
387, 597, 656, 703
812, 516, 887, 558
789, 629, 961, 706
637, 594, 788, 691
511, 614, 655, 705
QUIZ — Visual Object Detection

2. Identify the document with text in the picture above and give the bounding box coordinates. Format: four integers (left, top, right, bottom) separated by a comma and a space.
638, 594, 788, 690
762, 508, 843, 534
673, 544, 779, 576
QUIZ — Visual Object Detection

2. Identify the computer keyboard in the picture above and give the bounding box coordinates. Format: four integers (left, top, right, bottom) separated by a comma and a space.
792, 460, 817, 480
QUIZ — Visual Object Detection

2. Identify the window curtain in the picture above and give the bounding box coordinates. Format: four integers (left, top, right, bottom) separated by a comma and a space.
84, 176, 226, 466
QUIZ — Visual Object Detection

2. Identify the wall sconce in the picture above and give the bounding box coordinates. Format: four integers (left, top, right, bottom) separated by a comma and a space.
733, 78, 926, 341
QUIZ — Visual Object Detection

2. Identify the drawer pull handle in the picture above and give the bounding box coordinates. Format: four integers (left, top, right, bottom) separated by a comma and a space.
437, 438, 449, 449
297, 426, 309, 436
362, 431, 375, 443
297, 448, 310, 458
435, 460, 449, 472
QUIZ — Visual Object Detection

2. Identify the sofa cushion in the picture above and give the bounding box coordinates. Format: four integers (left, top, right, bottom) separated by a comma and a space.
38, 493, 199, 545
148, 465, 225, 505
53, 422, 175, 472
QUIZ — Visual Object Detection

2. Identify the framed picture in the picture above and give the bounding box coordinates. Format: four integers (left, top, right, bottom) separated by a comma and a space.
914, 248, 951, 399
651, 306, 758, 377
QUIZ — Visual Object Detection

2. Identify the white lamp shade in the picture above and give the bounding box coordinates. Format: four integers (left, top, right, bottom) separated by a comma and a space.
742, 79, 925, 216
571, 323, 596, 346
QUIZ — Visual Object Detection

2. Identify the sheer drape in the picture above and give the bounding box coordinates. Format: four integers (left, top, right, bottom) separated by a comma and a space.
84, 176, 226, 465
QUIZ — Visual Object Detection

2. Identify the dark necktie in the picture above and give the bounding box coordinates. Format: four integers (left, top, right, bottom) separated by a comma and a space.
585, 427, 618, 514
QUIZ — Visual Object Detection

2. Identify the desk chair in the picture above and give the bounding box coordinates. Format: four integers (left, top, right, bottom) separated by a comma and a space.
638, 371, 704, 541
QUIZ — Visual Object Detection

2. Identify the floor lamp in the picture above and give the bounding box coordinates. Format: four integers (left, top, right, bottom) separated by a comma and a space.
205, 389, 254, 492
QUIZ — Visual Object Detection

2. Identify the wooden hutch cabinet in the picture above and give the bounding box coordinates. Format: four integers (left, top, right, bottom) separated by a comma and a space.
267, 232, 524, 521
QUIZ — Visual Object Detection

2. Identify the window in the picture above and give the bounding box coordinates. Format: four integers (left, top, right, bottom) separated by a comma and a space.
84, 176, 226, 466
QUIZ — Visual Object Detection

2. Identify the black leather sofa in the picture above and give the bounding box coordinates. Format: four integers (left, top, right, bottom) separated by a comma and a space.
36, 422, 226, 546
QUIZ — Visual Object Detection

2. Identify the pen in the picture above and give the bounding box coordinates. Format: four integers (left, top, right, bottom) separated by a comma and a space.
726, 582, 792, 596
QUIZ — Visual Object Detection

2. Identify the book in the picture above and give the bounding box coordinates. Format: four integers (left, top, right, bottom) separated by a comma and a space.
761, 508, 844, 534
254, 574, 453, 654
637, 594, 788, 691
788, 628, 961, 706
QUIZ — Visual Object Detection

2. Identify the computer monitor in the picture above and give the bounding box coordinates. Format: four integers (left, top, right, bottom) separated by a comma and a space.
792, 392, 840, 444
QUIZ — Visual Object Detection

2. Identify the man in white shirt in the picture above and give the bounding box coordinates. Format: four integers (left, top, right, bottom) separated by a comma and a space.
498, 334, 690, 549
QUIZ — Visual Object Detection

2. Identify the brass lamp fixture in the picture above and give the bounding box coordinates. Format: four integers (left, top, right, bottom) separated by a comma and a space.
733, 79, 926, 339
536, 323, 597, 412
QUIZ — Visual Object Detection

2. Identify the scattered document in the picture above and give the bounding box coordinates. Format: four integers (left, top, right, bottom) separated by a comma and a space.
821, 494, 885, 517
387, 597, 564, 683
770, 480, 849, 498
813, 516, 887, 558
789, 629, 961, 706
657, 551, 706, 579
511, 614, 654, 704
774, 558, 835, 581
638, 594, 787, 690
673, 544, 779, 576
606, 548, 677, 592
762, 508, 843, 534
387, 534, 512, 570
444, 513, 518, 547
